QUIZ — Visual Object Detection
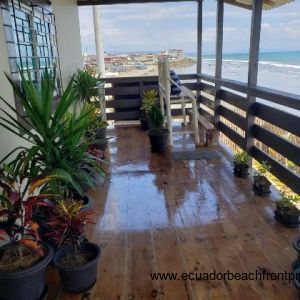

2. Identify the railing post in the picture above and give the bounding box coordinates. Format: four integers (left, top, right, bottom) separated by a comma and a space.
246, 0, 263, 156
197, 0, 203, 110
214, 0, 224, 138
139, 81, 144, 109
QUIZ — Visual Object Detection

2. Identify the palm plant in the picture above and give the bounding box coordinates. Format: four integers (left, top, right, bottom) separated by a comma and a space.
141, 89, 158, 114
0, 69, 104, 195
72, 68, 103, 106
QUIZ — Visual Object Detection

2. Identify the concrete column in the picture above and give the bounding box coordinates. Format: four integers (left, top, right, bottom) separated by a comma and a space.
93, 6, 105, 77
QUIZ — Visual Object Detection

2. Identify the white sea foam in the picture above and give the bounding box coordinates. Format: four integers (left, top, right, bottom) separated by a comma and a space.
202, 58, 300, 72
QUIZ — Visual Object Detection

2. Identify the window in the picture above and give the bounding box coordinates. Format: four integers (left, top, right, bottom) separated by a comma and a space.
1, 0, 61, 112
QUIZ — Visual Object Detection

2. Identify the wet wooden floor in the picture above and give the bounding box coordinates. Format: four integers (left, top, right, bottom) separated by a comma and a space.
50, 125, 299, 300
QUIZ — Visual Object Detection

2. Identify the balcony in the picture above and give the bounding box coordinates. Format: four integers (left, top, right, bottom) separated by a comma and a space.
47, 124, 298, 298
104, 73, 300, 193
0, 0, 299, 299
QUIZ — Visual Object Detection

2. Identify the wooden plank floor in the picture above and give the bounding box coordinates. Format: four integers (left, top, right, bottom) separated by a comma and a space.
49, 124, 300, 300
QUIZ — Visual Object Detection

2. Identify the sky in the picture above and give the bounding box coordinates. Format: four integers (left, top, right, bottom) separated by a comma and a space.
78, 0, 300, 55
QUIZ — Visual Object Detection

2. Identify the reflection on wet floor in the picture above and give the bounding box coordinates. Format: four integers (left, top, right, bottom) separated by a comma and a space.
86, 124, 298, 300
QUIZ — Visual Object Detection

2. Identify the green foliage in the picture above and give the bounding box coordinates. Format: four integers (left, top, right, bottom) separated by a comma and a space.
46, 199, 94, 250
233, 151, 250, 165
0, 69, 104, 196
0, 166, 49, 256
86, 104, 108, 134
141, 89, 158, 114
256, 161, 271, 176
148, 105, 164, 130
72, 68, 103, 105
279, 191, 300, 208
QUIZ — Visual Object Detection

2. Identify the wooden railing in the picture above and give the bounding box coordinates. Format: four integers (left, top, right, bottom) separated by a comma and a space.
104, 74, 300, 194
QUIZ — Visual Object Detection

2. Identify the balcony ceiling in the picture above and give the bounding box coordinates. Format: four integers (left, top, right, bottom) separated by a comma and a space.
77, 0, 293, 10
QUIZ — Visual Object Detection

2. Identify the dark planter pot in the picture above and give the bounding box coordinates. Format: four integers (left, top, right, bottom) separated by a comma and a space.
292, 236, 300, 271
53, 242, 101, 293
253, 175, 271, 196
140, 116, 150, 131
96, 127, 107, 140
148, 129, 169, 153
274, 203, 300, 228
0, 243, 53, 300
293, 267, 300, 290
93, 127, 108, 151
140, 110, 150, 131
233, 163, 249, 178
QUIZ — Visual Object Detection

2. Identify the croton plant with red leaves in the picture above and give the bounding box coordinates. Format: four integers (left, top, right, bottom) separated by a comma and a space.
46, 199, 94, 251
0, 166, 51, 256
87, 145, 105, 160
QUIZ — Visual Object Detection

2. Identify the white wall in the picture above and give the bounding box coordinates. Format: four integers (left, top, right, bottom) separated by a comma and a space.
0, 0, 83, 163
0, 12, 25, 162
52, 0, 83, 89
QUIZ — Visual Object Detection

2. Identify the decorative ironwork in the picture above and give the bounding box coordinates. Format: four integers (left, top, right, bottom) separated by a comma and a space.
1, 0, 61, 97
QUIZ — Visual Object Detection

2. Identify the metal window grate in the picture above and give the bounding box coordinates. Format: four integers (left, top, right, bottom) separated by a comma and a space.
1, 0, 61, 98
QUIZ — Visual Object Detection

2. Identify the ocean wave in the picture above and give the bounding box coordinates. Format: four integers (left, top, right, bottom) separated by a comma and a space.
202, 58, 300, 71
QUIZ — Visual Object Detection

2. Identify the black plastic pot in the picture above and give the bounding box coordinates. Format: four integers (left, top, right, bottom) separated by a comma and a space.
140, 117, 150, 131
140, 110, 150, 131
274, 202, 300, 228
293, 267, 300, 290
292, 236, 300, 271
148, 129, 169, 153
53, 242, 101, 293
233, 163, 249, 178
253, 175, 271, 196
96, 127, 107, 140
0, 243, 53, 300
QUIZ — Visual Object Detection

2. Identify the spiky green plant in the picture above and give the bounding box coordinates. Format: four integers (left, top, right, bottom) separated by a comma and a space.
72, 68, 103, 106
141, 89, 158, 114
148, 105, 164, 130
0, 69, 104, 195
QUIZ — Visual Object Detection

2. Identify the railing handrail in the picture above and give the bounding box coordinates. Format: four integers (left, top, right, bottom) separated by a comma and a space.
197, 73, 300, 110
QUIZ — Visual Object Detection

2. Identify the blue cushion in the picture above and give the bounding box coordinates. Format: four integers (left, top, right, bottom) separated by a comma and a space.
170, 70, 182, 96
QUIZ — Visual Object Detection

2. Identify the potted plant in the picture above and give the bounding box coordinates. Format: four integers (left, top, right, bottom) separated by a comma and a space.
147, 105, 169, 153
253, 161, 272, 196
0, 69, 105, 197
72, 68, 104, 108
140, 89, 158, 131
274, 191, 300, 228
46, 199, 100, 293
0, 168, 54, 300
73, 68, 108, 142
90, 113, 109, 150
233, 151, 250, 178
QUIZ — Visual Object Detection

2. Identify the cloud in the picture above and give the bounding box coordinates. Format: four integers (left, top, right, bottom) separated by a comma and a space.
78, 0, 300, 54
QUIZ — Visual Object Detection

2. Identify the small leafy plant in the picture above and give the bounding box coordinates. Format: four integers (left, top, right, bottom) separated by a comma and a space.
277, 191, 300, 209
148, 105, 164, 130
0, 167, 49, 272
256, 161, 271, 177
233, 151, 250, 165
275, 190, 300, 227
46, 199, 94, 250
141, 89, 158, 114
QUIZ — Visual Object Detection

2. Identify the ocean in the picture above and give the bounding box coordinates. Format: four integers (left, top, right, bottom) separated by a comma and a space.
173, 51, 300, 96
